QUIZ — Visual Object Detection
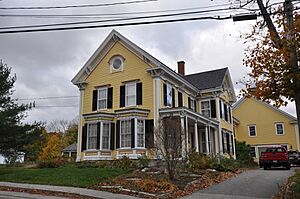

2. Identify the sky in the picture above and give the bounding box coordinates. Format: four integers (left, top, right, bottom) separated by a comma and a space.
0, 0, 296, 125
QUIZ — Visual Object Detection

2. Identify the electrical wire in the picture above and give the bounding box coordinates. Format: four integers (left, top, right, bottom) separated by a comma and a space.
17, 95, 80, 101
0, 7, 236, 30
0, 15, 232, 34
0, 2, 235, 19
0, 0, 157, 10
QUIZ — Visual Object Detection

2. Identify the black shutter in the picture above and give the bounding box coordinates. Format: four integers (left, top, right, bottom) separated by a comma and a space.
226, 133, 230, 153
107, 87, 113, 109
145, 119, 154, 148
81, 125, 87, 151
219, 100, 222, 119
224, 103, 228, 121
178, 91, 183, 107
136, 82, 143, 105
188, 97, 191, 109
194, 100, 197, 112
110, 123, 115, 150
210, 100, 216, 118
92, 90, 98, 111
97, 122, 101, 149
131, 119, 135, 148
116, 120, 120, 149
231, 134, 234, 155
163, 83, 167, 106
120, 85, 125, 108
172, 88, 175, 107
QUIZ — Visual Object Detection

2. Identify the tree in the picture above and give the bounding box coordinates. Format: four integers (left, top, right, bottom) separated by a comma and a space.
241, 1, 300, 134
235, 141, 256, 166
38, 133, 62, 161
0, 60, 42, 163
154, 116, 184, 180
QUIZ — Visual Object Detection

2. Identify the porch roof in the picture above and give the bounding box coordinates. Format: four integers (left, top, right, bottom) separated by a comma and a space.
159, 107, 219, 127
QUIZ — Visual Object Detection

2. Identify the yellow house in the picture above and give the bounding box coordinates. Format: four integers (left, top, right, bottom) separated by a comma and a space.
72, 30, 237, 161
233, 96, 299, 161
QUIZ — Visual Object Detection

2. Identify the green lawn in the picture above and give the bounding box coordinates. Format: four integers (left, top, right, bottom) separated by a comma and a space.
0, 165, 128, 187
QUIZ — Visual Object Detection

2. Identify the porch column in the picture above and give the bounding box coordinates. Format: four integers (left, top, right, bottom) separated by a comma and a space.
185, 116, 189, 154
181, 116, 186, 156
194, 122, 199, 152
205, 125, 209, 155
232, 133, 236, 159
76, 84, 86, 162
214, 128, 219, 154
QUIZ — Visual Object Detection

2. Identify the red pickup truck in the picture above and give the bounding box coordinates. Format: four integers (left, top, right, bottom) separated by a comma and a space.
260, 147, 291, 170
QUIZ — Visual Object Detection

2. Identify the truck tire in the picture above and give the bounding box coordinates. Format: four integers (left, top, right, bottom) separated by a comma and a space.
263, 164, 268, 170
286, 165, 291, 170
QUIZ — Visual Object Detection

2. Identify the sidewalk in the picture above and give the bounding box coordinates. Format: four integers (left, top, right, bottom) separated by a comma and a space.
0, 182, 140, 199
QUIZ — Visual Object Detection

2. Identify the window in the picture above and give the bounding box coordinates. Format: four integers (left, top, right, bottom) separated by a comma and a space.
137, 120, 145, 147
98, 88, 107, 110
275, 123, 284, 135
87, 123, 97, 150
250, 147, 256, 157
121, 120, 131, 148
190, 98, 195, 111
126, 83, 136, 106
201, 101, 210, 117
220, 100, 224, 119
110, 56, 124, 72
166, 84, 173, 107
248, 125, 256, 137
102, 123, 110, 150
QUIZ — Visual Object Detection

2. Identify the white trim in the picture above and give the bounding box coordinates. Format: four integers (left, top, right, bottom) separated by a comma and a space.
275, 122, 285, 135
109, 55, 124, 73
97, 87, 108, 110
125, 82, 137, 107
248, 125, 257, 137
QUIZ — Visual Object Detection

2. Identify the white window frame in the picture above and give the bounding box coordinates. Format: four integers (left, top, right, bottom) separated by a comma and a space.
136, 119, 145, 148
97, 87, 107, 110
101, 122, 110, 150
87, 123, 98, 150
275, 123, 285, 135
190, 97, 195, 111
110, 55, 124, 73
125, 82, 136, 107
248, 125, 257, 137
120, 119, 132, 148
201, 100, 211, 117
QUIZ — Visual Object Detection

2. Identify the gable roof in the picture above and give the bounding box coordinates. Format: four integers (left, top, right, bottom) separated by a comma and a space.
71, 29, 198, 92
233, 96, 297, 123
62, 143, 77, 152
184, 67, 228, 90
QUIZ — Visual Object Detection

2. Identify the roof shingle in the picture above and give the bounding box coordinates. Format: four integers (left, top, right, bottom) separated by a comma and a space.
184, 67, 228, 90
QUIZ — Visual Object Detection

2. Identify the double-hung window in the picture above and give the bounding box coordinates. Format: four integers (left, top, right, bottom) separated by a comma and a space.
121, 120, 131, 148
98, 88, 107, 110
190, 98, 195, 111
201, 101, 210, 117
87, 123, 97, 150
166, 84, 173, 107
137, 120, 145, 147
102, 123, 110, 150
126, 83, 136, 106
248, 125, 257, 137
275, 123, 284, 135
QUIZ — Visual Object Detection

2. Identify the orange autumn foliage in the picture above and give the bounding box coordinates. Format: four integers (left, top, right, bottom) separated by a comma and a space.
38, 133, 62, 160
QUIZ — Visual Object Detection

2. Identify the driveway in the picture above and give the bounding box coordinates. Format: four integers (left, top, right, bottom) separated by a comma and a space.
182, 167, 296, 199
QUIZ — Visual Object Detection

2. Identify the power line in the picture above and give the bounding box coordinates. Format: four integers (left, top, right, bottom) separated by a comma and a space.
0, 2, 235, 18
0, 15, 232, 34
17, 95, 79, 101
0, 7, 235, 30
0, 0, 157, 10
34, 105, 78, 108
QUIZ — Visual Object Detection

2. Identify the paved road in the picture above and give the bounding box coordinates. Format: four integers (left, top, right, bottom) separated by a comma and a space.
183, 167, 296, 199
0, 191, 64, 199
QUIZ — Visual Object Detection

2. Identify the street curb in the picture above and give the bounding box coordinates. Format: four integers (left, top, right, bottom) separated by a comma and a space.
0, 182, 139, 199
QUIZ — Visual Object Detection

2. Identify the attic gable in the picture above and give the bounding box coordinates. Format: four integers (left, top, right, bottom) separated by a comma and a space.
233, 96, 297, 123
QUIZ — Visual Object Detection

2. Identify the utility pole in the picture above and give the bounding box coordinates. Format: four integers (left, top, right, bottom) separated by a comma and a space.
256, 0, 300, 146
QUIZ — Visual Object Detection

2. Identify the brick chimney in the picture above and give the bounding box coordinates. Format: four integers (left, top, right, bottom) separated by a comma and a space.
177, 61, 185, 76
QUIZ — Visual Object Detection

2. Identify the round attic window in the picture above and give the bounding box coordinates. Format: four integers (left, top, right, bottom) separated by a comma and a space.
110, 55, 124, 72
112, 58, 122, 70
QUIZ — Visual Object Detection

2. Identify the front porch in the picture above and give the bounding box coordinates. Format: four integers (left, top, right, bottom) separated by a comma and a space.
159, 107, 221, 156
